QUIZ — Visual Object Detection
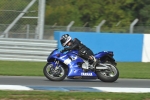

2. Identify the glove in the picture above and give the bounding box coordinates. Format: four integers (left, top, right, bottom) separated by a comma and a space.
61, 48, 69, 53
60, 49, 65, 53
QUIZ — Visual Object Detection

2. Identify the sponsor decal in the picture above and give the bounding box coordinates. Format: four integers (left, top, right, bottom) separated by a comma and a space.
81, 72, 93, 76
71, 55, 77, 60
60, 55, 66, 59
64, 58, 71, 65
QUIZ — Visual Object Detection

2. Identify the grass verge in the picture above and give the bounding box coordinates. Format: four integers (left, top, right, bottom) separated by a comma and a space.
0, 61, 150, 79
0, 91, 150, 100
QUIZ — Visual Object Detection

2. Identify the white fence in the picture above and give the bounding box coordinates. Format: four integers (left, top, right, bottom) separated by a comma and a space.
0, 38, 57, 62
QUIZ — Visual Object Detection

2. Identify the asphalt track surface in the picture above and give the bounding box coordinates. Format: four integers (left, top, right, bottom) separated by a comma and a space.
0, 76, 150, 88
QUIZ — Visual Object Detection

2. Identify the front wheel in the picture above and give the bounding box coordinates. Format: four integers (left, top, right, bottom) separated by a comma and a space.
43, 63, 67, 81
96, 63, 119, 82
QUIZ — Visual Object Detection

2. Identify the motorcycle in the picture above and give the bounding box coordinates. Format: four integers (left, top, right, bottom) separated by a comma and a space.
43, 49, 119, 82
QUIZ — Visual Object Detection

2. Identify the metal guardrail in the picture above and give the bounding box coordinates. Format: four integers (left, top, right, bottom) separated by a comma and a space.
0, 38, 57, 62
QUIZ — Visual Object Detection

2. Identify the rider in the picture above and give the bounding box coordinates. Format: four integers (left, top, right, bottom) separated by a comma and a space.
60, 34, 99, 70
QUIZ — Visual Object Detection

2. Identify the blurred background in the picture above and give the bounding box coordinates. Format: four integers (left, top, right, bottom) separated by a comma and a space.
0, 0, 149, 62
0, 0, 150, 40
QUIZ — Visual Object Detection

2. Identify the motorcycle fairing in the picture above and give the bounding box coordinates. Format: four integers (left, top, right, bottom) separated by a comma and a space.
47, 50, 97, 78
94, 51, 113, 59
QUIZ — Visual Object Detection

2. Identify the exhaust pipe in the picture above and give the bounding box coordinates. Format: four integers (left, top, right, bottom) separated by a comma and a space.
95, 63, 110, 70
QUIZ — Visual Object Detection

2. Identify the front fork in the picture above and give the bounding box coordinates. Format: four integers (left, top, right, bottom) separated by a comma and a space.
54, 59, 60, 70
49, 59, 61, 76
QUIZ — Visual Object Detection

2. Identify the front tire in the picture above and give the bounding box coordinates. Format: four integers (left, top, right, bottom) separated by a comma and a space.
43, 63, 67, 81
96, 63, 119, 82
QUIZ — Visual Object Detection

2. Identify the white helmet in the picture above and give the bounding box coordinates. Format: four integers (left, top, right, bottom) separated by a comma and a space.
60, 34, 72, 47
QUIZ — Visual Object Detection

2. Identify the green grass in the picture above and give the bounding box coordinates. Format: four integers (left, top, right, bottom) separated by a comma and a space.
0, 61, 45, 76
0, 91, 150, 100
0, 61, 150, 79
117, 62, 150, 79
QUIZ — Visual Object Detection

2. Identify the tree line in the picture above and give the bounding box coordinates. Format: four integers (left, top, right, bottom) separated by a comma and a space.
45, 0, 150, 28
0, 0, 150, 32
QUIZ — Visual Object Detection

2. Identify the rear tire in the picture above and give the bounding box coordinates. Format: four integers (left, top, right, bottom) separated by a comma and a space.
96, 63, 119, 82
43, 63, 67, 81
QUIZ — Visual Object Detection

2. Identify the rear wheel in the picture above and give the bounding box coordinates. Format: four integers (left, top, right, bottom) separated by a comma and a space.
96, 63, 119, 82
43, 63, 67, 81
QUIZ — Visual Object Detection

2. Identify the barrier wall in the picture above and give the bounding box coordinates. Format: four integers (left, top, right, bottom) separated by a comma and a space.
142, 34, 150, 62
54, 31, 150, 62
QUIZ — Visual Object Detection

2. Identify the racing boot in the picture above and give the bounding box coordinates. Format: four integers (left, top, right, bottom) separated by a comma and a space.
89, 56, 100, 70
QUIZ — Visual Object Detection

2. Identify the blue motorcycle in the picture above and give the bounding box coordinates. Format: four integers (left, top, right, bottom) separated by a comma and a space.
43, 49, 119, 82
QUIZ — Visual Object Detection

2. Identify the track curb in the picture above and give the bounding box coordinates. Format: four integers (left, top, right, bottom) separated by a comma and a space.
0, 85, 150, 93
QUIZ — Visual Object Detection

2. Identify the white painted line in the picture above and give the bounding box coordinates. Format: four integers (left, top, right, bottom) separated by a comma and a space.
92, 87, 150, 93
0, 85, 33, 91
1, 85, 150, 93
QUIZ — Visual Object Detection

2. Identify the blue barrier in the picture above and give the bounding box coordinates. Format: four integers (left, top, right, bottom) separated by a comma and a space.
54, 31, 144, 62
